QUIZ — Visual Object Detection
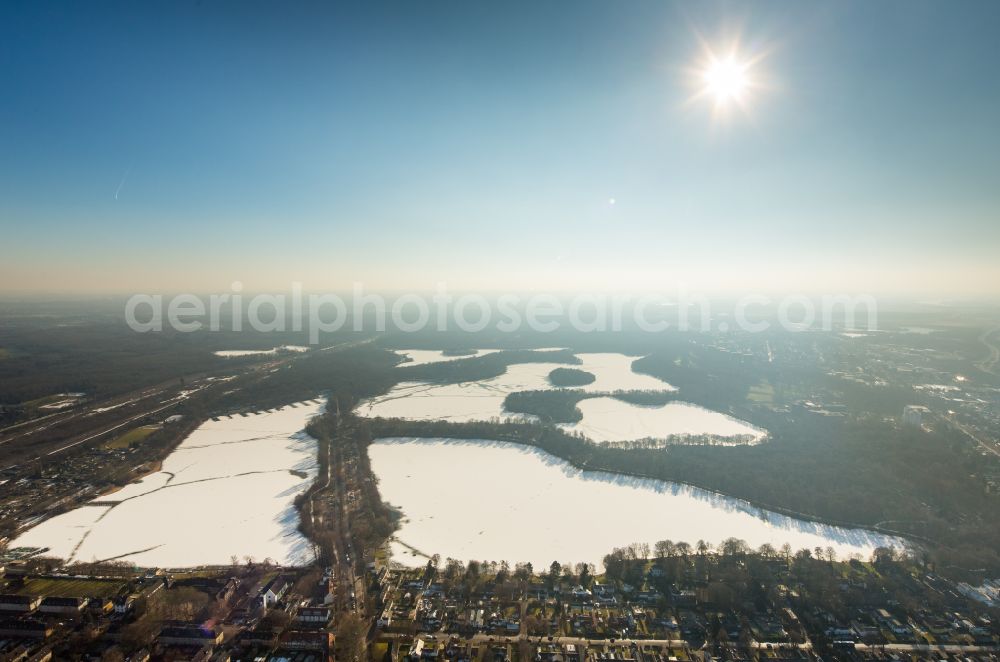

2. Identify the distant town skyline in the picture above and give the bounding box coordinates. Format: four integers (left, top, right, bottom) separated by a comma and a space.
2, 1, 999, 297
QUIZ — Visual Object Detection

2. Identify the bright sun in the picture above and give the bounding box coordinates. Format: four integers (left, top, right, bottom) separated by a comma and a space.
703, 55, 750, 105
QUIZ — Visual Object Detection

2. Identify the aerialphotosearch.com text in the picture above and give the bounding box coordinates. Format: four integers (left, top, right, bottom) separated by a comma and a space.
125, 282, 878, 343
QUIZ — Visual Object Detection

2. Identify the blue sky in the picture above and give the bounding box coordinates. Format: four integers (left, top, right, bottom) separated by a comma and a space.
2, 1, 999, 295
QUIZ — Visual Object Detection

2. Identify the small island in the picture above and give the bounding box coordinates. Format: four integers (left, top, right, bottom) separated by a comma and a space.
547, 367, 596, 387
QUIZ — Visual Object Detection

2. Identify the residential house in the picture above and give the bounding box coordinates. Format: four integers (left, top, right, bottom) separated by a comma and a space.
0, 595, 41, 613
38, 596, 89, 615
158, 624, 224, 646
297, 606, 331, 625
114, 594, 136, 615
0, 618, 52, 639
280, 629, 334, 652
260, 576, 293, 609
215, 577, 239, 604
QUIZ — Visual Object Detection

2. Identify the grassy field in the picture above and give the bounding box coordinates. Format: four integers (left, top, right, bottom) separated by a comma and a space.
15, 576, 127, 598
104, 424, 160, 449
22, 393, 81, 408
747, 381, 775, 404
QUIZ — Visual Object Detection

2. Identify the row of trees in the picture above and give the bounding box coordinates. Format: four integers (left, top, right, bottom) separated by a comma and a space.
424, 556, 596, 596
391, 537, 940, 631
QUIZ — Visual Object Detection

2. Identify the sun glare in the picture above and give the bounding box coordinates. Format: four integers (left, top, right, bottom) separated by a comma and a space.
686, 37, 765, 117
703, 56, 749, 104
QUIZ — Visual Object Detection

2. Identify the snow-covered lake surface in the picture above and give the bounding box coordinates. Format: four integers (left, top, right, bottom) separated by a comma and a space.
393, 349, 501, 366
357, 360, 574, 422
358, 351, 761, 443
562, 398, 763, 443
572, 353, 677, 393
214, 345, 310, 357
370, 438, 903, 568
359, 352, 674, 424
11, 401, 324, 567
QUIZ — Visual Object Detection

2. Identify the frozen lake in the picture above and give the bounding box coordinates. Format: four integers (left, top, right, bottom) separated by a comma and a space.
214, 345, 310, 357
357, 360, 575, 422
572, 353, 678, 393
11, 402, 324, 567
359, 351, 762, 443
562, 398, 763, 444
394, 349, 501, 366
370, 438, 902, 568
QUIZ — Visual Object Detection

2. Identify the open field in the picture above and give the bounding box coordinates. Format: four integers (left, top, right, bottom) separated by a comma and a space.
14, 576, 127, 598
22, 393, 83, 409
747, 381, 775, 403
103, 424, 160, 449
